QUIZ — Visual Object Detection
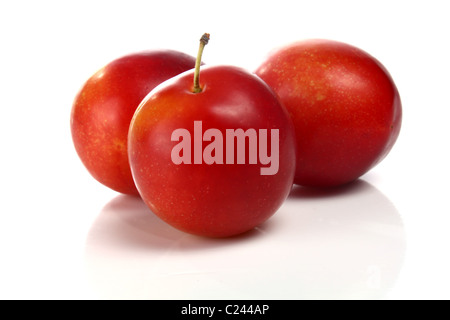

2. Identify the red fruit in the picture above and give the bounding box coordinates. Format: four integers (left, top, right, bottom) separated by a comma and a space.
71, 50, 197, 195
255, 39, 402, 187
128, 35, 296, 237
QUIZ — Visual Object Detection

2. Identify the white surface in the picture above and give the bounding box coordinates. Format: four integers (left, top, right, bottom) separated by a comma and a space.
0, 0, 449, 300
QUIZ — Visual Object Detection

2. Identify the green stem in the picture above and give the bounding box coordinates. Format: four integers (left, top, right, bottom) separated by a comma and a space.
193, 33, 210, 93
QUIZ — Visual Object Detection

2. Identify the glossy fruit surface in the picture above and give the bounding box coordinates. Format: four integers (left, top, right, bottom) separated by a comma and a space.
128, 65, 296, 237
255, 39, 402, 187
71, 50, 197, 194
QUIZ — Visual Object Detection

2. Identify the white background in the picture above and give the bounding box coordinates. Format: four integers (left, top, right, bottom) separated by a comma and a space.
0, 0, 449, 300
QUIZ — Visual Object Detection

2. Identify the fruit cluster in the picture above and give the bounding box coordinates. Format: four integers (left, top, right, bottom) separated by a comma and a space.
71, 33, 402, 238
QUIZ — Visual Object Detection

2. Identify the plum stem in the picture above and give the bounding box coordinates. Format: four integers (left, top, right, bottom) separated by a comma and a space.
193, 33, 210, 93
